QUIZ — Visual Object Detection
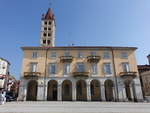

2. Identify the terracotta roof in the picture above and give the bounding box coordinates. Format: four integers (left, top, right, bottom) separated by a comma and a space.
138, 65, 150, 74
21, 46, 137, 50
44, 8, 54, 20
138, 65, 150, 69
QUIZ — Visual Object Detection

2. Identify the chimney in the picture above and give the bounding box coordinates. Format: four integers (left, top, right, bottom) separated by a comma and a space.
147, 54, 150, 65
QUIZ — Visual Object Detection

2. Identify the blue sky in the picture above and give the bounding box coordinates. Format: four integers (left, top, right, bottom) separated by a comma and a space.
0, 0, 150, 79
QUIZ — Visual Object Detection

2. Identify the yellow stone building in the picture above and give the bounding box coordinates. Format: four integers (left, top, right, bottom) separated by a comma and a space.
18, 8, 143, 102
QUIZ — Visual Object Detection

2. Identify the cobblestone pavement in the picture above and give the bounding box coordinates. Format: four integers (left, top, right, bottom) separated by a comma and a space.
0, 101, 150, 113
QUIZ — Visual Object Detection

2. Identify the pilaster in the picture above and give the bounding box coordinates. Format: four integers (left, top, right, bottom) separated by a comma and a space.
72, 81, 76, 101
57, 80, 62, 101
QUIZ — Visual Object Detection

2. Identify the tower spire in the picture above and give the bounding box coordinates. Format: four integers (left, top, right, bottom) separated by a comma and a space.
49, 0, 52, 8
40, 8, 56, 47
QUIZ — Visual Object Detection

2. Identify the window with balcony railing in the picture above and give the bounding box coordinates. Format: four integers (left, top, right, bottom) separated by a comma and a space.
30, 63, 37, 72
91, 64, 97, 75
103, 63, 112, 75
77, 63, 85, 72
63, 63, 70, 75
48, 63, 56, 75
122, 62, 130, 72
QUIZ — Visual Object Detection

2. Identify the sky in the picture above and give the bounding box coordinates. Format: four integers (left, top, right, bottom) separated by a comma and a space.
0, 0, 150, 79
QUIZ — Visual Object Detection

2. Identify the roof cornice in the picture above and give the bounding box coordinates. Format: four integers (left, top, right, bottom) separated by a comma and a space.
21, 46, 137, 51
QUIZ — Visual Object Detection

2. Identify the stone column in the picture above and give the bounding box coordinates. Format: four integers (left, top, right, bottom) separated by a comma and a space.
130, 85, 134, 100
87, 83, 91, 101
44, 84, 47, 101
100, 81, 106, 101
133, 78, 143, 102
117, 80, 127, 102
122, 85, 128, 101
37, 80, 45, 101
72, 81, 76, 101
57, 81, 62, 101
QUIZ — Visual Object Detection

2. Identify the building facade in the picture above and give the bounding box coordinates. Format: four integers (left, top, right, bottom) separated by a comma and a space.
138, 54, 150, 101
0, 58, 10, 91
18, 8, 143, 102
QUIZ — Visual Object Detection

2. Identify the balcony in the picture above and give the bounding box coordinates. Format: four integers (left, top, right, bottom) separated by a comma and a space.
87, 56, 100, 63
60, 56, 73, 63
72, 71, 90, 78
119, 72, 137, 76
119, 72, 137, 81
24, 72, 41, 78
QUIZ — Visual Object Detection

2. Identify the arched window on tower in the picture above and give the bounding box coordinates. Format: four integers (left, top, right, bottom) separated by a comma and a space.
43, 33, 47, 37
47, 40, 51, 45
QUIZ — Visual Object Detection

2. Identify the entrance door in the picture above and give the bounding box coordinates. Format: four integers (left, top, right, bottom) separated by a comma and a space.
91, 80, 101, 101
76, 80, 87, 101
62, 80, 72, 101
104, 80, 114, 101
26, 80, 38, 101
47, 80, 58, 101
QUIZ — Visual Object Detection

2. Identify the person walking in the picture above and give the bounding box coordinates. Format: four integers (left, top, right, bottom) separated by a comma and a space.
0, 90, 6, 105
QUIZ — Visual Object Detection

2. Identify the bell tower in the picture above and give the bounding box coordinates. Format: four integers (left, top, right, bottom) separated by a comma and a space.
40, 8, 56, 47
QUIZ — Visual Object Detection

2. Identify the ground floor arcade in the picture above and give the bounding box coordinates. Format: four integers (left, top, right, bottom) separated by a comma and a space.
18, 77, 143, 102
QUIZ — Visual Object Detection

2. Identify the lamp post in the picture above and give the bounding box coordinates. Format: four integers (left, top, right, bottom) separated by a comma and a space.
43, 47, 49, 100
111, 48, 119, 102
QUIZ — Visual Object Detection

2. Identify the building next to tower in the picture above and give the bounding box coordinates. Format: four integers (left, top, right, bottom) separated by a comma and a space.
18, 8, 143, 102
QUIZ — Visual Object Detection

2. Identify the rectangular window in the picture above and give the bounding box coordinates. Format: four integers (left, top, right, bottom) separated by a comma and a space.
103, 63, 112, 75
50, 51, 56, 58
121, 52, 128, 59
103, 52, 110, 59
91, 51, 96, 56
49, 63, 56, 74
122, 63, 130, 72
77, 63, 85, 72
77, 52, 84, 58
30, 63, 37, 72
32, 52, 37, 59
91, 64, 97, 75
64, 51, 70, 56
64, 64, 70, 75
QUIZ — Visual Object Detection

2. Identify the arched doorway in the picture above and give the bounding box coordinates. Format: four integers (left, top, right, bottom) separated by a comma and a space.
125, 80, 135, 101
62, 80, 72, 101
91, 80, 101, 101
26, 80, 38, 101
47, 80, 58, 101
76, 80, 87, 101
104, 80, 114, 101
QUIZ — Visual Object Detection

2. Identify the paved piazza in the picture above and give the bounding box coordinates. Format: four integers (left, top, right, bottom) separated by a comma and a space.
0, 102, 150, 113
